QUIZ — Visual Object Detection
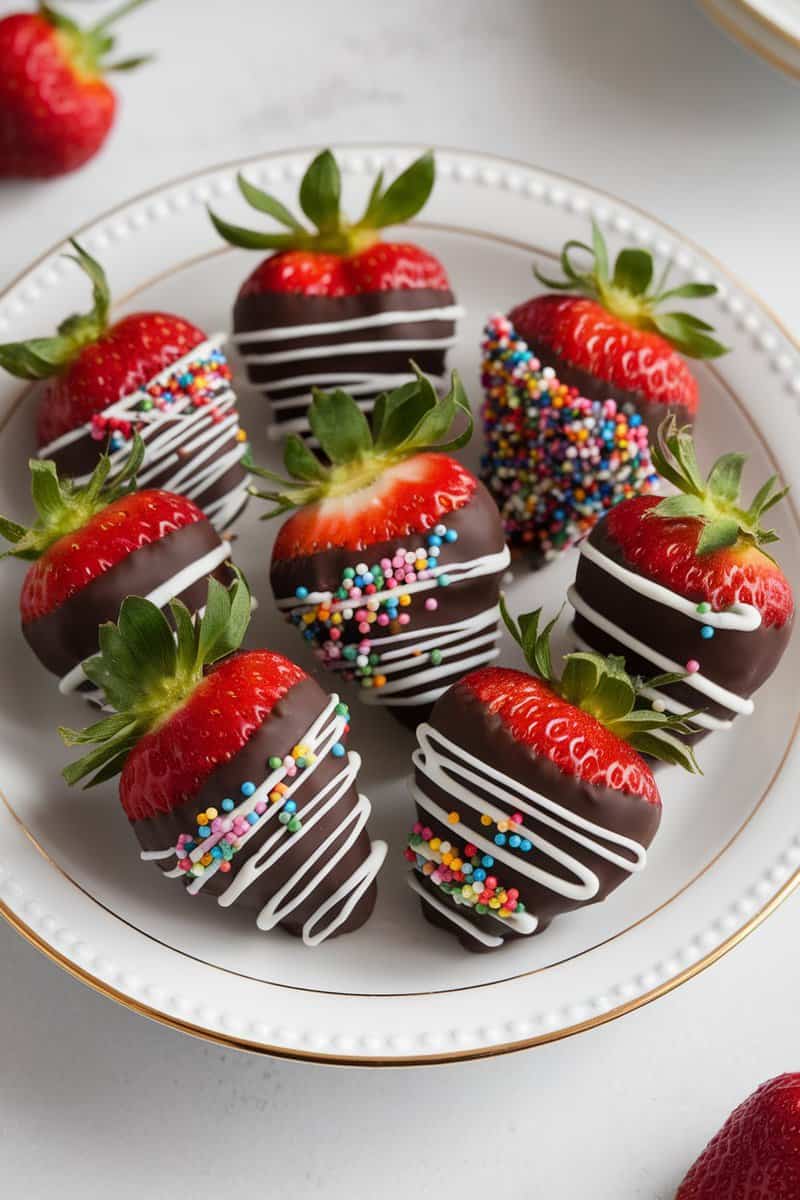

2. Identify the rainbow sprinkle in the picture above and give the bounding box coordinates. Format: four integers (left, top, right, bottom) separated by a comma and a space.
480, 314, 657, 563
171, 707, 350, 882
287, 524, 458, 692
405, 819, 527, 924
90, 344, 238, 451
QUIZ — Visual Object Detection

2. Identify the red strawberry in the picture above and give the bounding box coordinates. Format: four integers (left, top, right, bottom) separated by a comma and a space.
0, 1, 151, 178
248, 370, 509, 725
406, 603, 699, 952
60, 575, 386, 946
209, 149, 461, 440
677, 1074, 800, 1198
0, 436, 234, 700
510, 222, 727, 437
571, 418, 794, 740
0, 242, 249, 531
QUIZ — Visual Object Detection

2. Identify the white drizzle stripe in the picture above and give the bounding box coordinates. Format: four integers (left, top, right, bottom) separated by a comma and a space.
36, 336, 246, 532
407, 873, 504, 949
413, 723, 648, 909
578, 539, 762, 631
148, 695, 385, 948
410, 841, 538, 935
260, 371, 439, 395
571, 632, 734, 732
239, 335, 459, 367
232, 305, 465, 344
268, 376, 429, 408
57, 540, 232, 697
568, 585, 755, 716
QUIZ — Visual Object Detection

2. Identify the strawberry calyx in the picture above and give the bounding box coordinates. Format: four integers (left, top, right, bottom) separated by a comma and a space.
0, 241, 111, 380
535, 221, 728, 360
500, 599, 701, 773
208, 149, 435, 259
39, 0, 153, 79
650, 416, 789, 556
0, 432, 144, 561
60, 571, 251, 788
247, 366, 472, 517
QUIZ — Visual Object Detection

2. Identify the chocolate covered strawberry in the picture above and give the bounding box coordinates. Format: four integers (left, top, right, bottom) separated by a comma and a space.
0, 241, 249, 531
677, 1074, 800, 1198
406, 603, 699, 952
570, 418, 794, 738
0, 436, 234, 703
60, 574, 386, 946
249, 370, 509, 725
209, 148, 462, 441
0, 1, 151, 178
510, 222, 727, 437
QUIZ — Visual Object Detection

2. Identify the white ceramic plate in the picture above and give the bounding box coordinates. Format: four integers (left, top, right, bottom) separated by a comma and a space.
1, 145, 799, 1065
700, 0, 800, 79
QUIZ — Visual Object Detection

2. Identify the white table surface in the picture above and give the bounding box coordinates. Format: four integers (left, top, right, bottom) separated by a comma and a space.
1, 1, 798, 1196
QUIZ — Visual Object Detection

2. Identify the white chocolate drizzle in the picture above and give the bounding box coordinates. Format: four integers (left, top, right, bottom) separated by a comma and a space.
233, 304, 464, 439
37, 336, 249, 532
409, 723, 648, 948
278, 544, 510, 708
147, 695, 386, 947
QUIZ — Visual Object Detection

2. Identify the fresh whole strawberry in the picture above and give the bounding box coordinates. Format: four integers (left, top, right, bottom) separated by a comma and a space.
0, 242, 249, 531
405, 602, 699, 952
570, 418, 794, 740
209, 148, 462, 441
677, 1074, 800, 1198
0, 0, 151, 178
248, 369, 510, 726
0, 435, 235, 702
60, 573, 386, 946
509, 222, 727, 438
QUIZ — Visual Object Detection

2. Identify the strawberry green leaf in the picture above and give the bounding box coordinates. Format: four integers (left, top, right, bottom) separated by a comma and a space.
696, 516, 741, 556
652, 493, 707, 520
612, 248, 653, 297
284, 434, 330, 483
706, 452, 746, 506
655, 282, 718, 302
358, 152, 435, 230
299, 150, 341, 236
206, 208, 296, 251
309, 389, 373, 464
626, 728, 701, 774
560, 652, 603, 707
236, 174, 308, 234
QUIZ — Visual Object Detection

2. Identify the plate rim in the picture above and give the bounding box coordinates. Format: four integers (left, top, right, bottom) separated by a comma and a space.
1, 141, 799, 1065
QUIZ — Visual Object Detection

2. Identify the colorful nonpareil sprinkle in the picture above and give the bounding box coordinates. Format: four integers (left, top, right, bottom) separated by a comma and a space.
90, 344, 237, 449
404, 820, 528, 924
480, 314, 658, 562
171, 705, 351, 881
285, 525, 460, 692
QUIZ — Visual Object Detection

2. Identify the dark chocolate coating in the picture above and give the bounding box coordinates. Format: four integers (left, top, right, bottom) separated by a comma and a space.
23, 519, 231, 678
133, 675, 379, 941
526, 337, 692, 440
412, 680, 661, 952
234, 288, 457, 434
270, 482, 508, 723
572, 515, 794, 729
